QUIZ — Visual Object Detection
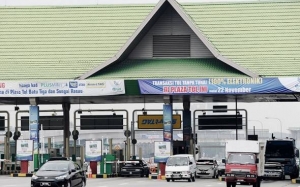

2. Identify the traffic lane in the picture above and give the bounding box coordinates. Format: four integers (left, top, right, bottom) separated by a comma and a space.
88, 178, 300, 187
0, 176, 297, 187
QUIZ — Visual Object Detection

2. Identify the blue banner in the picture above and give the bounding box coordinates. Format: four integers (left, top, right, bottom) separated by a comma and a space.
138, 77, 300, 94
29, 106, 39, 154
163, 104, 173, 142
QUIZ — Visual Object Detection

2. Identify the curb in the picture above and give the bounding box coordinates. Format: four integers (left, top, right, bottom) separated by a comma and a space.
149, 174, 165, 180
219, 176, 225, 181
291, 178, 300, 184
86, 173, 118, 178
10, 173, 33, 177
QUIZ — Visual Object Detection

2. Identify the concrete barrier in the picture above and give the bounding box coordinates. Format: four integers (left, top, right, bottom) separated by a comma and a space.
86, 173, 118, 178
149, 174, 165, 180
291, 178, 300, 184
10, 173, 33, 177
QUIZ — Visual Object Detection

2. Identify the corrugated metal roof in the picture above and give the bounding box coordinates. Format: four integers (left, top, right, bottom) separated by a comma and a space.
181, 1, 300, 77
90, 58, 246, 79
0, 5, 154, 80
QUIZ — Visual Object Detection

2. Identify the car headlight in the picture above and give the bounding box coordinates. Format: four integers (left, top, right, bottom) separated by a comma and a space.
31, 175, 38, 180
55, 174, 67, 180
166, 171, 172, 175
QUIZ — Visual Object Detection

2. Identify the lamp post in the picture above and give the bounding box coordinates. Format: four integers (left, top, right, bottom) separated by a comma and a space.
249, 120, 264, 138
265, 117, 282, 138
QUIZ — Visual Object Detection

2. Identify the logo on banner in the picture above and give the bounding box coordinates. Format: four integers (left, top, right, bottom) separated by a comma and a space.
69, 81, 78, 88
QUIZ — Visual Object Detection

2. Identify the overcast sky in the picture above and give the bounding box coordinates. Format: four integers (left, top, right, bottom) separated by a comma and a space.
0, 0, 263, 6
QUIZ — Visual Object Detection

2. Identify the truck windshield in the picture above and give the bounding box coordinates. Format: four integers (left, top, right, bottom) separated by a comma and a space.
265, 141, 294, 158
167, 157, 189, 166
227, 153, 255, 164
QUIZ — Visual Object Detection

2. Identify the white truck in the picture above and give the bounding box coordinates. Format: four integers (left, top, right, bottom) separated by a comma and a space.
222, 140, 265, 187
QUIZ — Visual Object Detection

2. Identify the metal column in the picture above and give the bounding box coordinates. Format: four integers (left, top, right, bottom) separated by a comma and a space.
62, 103, 71, 158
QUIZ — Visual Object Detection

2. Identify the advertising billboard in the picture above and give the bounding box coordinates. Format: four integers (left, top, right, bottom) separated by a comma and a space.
138, 115, 181, 129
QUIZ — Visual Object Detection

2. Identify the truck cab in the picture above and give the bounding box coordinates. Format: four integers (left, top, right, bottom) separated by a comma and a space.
223, 140, 265, 187
265, 138, 299, 179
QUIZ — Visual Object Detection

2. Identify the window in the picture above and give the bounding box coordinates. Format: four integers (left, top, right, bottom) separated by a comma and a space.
69, 162, 76, 170
153, 35, 191, 57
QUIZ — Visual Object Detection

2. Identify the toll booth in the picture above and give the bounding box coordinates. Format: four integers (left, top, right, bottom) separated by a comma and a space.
173, 141, 188, 155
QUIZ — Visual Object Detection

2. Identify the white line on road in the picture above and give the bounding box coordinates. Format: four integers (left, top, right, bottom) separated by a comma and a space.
98, 186, 107, 187
119, 183, 128, 185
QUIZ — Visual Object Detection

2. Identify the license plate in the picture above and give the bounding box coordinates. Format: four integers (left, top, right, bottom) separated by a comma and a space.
237, 179, 244, 182
40, 182, 51, 186
129, 172, 132, 174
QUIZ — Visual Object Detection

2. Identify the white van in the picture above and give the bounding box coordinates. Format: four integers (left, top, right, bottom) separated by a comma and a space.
165, 154, 197, 182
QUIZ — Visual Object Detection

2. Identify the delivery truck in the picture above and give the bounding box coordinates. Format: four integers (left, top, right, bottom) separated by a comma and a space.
222, 140, 265, 187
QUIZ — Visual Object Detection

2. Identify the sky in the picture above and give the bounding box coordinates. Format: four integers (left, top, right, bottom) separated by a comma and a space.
0, 0, 265, 6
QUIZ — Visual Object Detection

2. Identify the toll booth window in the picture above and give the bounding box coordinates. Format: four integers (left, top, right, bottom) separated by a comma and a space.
228, 153, 255, 164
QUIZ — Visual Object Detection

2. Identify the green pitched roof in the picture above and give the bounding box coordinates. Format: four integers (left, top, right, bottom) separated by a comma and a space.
1, 1, 300, 80
0, 5, 154, 80
181, 1, 300, 77
90, 58, 246, 79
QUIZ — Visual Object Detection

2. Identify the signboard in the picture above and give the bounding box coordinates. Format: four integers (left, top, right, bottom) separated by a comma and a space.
163, 104, 173, 142
138, 77, 300, 94
138, 115, 181, 129
16, 140, 34, 161
0, 80, 125, 97
85, 141, 102, 162
154, 141, 171, 163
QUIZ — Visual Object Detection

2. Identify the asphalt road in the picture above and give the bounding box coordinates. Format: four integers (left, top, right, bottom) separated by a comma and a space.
0, 176, 298, 187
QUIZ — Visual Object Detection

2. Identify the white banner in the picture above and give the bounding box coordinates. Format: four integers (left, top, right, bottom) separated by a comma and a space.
85, 141, 102, 162
154, 141, 171, 157
16, 140, 34, 161
0, 80, 125, 97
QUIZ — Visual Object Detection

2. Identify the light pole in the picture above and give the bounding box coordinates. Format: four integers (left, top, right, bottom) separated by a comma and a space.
265, 117, 282, 138
249, 120, 264, 138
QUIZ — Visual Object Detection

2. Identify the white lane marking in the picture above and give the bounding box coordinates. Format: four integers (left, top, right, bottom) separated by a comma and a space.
3, 185, 18, 187
119, 183, 128, 185
206, 185, 212, 187
98, 186, 107, 187
217, 183, 223, 185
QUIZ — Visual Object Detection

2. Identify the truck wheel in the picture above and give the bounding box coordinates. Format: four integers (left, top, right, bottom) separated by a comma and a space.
166, 179, 170, 182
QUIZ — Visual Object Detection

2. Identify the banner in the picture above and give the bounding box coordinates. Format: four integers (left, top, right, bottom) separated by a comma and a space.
138, 115, 181, 129
154, 141, 171, 163
0, 80, 125, 97
29, 106, 39, 154
138, 77, 300, 94
16, 140, 33, 161
85, 141, 102, 162
163, 104, 173, 142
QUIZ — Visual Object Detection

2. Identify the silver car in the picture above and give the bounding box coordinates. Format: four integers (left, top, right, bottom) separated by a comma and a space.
196, 158, 218, 178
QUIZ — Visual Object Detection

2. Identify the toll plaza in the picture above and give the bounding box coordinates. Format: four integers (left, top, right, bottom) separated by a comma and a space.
0, 0, 299, 183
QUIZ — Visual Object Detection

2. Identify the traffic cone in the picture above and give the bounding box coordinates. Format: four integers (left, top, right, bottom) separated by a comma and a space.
158, 169, 161, 180
87, 166, 92, 178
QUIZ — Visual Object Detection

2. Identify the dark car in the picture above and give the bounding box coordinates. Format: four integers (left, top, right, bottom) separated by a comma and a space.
120, 160, 150, 177
31, 160, 86, 187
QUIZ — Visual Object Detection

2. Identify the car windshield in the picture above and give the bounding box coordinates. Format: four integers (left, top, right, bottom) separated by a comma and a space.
39, 161, 69, 171
124, 161, 142, 167
167, 157, 189, 166
227, 153, 255, 164
265, 141, 294, 158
